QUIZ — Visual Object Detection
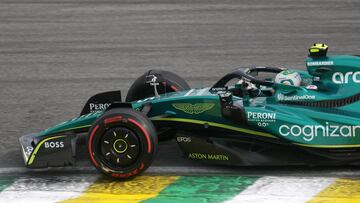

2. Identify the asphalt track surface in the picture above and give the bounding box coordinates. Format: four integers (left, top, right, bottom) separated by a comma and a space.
1, 0, 360, 176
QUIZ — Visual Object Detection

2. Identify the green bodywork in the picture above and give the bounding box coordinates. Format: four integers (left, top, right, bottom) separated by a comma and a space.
36, 55, 360, 149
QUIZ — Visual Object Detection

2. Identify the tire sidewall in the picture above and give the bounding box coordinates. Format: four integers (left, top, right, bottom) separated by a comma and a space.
88, 108, 157, 179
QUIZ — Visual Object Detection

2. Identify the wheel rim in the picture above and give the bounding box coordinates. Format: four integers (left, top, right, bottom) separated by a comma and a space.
113, 139, 128, 154
100, 127, 140, 167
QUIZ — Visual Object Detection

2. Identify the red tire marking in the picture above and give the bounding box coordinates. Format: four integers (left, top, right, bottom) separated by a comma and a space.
170, 85, 178, 91
104, 116, 123, 125
111, 168, 139, 178
128, 118, 152, 153
88, 125, 100, 167
139, 162, 145, 170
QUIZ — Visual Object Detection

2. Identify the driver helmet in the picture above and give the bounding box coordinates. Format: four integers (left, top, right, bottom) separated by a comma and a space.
275, 70, 302, 86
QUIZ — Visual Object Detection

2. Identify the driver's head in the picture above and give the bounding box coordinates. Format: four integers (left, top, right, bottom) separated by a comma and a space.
275, 70, 302, 86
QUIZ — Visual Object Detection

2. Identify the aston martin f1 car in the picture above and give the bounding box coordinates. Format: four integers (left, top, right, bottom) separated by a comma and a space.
19, 44, 360, 179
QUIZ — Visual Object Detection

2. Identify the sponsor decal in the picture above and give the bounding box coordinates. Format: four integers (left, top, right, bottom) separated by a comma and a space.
279, 123, 360, 142
332, 71, 360, 84
25, 146, 33, 156
172, 103, 215, 114
247, 111, 276, 127
188, 153, 229, 161
89, 103, 111, 112
210, 87, 228, 93
307, 61, 334, 66
306, 85, 318, 90
177, 136, 192, 143
44, 141, 64, 149
277, 93, 315, 101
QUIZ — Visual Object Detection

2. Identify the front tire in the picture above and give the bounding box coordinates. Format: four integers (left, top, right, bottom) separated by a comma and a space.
87, 108, 157, 179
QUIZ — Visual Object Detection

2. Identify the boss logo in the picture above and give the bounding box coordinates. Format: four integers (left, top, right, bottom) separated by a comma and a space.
44, 141, 64, 149
177, 137, 192, 142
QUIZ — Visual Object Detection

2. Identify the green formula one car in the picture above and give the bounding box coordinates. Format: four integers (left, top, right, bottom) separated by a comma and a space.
19, 44, 360, 179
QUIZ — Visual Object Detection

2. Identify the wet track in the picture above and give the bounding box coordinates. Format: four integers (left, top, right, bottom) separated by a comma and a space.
1, 0, 360, 193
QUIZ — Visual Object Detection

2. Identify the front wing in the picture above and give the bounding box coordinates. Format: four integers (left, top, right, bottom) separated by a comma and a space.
19, 133, 76, 168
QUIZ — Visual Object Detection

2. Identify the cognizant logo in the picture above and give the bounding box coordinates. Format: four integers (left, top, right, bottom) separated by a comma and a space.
332, 72, 360, 84
279, 123, 360, 142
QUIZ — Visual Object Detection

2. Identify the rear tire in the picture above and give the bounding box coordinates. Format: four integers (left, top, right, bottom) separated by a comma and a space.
125, 70, 190, 140
125, 69, 190, 102
87, 108, 157, 179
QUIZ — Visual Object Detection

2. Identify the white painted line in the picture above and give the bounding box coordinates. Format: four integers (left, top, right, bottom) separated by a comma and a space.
224, 176, 335, 203
0, 175, 98, 203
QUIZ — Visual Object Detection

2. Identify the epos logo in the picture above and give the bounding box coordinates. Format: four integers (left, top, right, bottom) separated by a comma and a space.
332, 71, 360, 84
177, 137, 191, 142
